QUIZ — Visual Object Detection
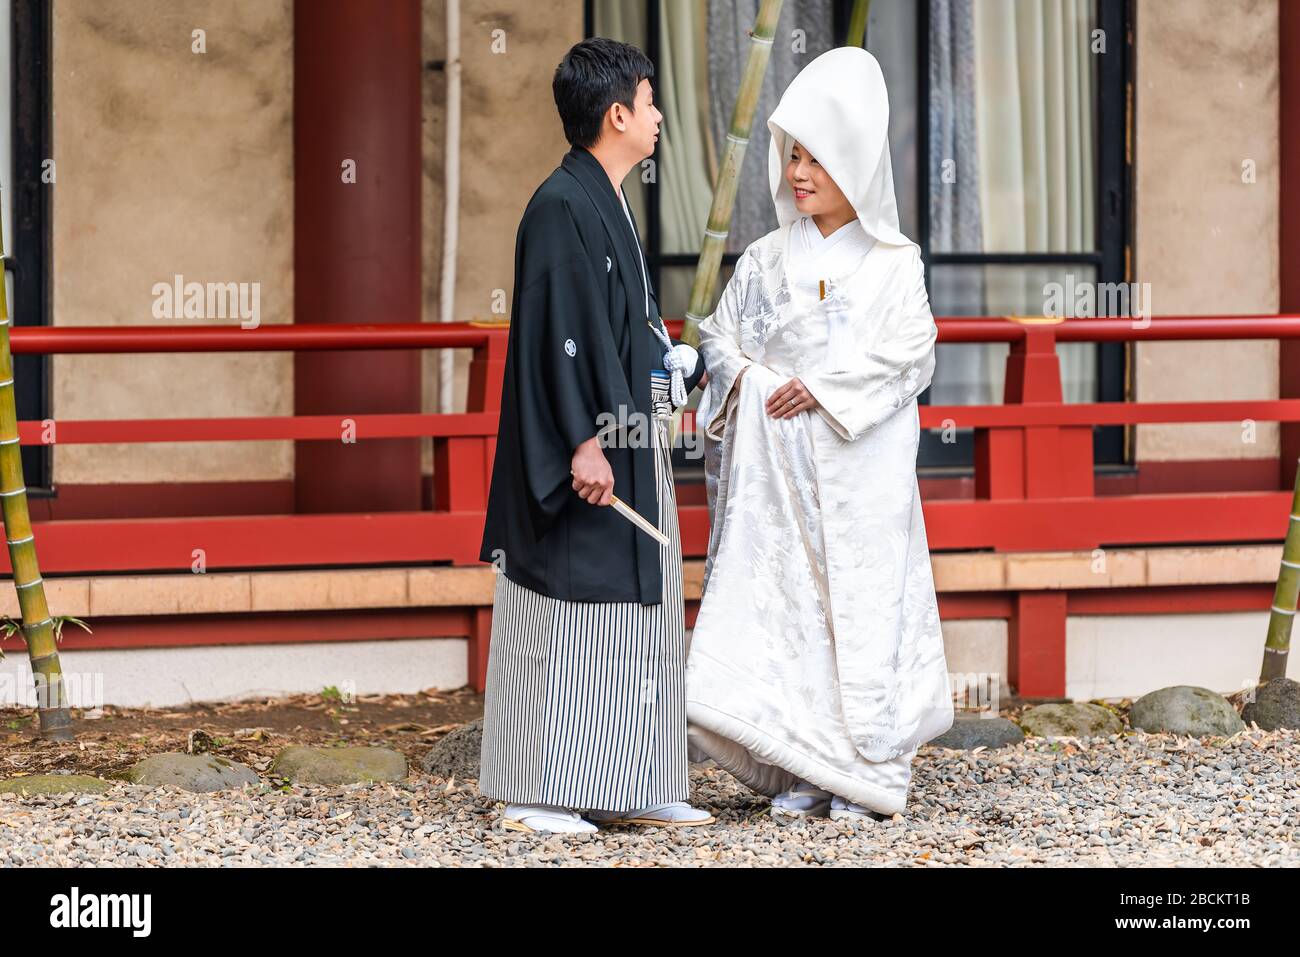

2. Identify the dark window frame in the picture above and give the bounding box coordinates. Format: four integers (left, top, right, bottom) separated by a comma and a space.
9, 0, 53, 492
584, 0, 1134, 472
916, 0, 1133, 470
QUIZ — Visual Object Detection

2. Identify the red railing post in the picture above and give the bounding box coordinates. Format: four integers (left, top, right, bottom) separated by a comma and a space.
468, 326, 506, 496
977, 325, 1095, 507
433, 328, 506, 564
981, 325, 1083, 697
1007, 591, 1068, 700
466, 326, 507, 415
467, 605, 492, 693
459, 330, 507, 689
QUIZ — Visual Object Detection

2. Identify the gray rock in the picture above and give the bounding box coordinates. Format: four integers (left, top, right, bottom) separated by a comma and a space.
1241, 677, 1300, 731
126, 753, 260, 792
1129, 685, 1244, 737
421, 719, 482, 780
929, 715, 1025, 750
1020, 702, 1123, 738
271, 746, 407, 785
0, 774, 112, 796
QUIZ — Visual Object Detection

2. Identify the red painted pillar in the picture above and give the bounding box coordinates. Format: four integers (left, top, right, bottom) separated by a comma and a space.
293, 0, 422, 512
1281, 3, 1300, 489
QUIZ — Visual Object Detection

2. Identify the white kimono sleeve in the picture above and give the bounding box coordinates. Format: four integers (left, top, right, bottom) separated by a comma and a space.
801, 248, 937, 442
696, 252, 758, 441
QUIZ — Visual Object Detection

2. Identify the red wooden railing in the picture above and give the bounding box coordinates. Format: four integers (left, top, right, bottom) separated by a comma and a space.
6, 315, 1299, 697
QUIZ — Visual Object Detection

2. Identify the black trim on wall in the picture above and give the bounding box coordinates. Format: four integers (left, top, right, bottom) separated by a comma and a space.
1094, 0, 1134, 466
10, 0, 52, 493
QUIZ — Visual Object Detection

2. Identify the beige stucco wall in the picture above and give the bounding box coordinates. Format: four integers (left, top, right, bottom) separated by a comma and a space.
1133, 0, 1280, 462
48, 1, 1282, 485
422, 0, 581, 472
51, 0, 295, 484
50, 0, 576, 486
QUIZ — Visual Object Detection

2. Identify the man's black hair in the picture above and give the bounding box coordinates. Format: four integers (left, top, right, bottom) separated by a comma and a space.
552, 37, 654, 150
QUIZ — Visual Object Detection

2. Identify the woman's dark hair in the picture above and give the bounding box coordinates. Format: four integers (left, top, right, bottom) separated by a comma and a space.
552, 37, 654, 149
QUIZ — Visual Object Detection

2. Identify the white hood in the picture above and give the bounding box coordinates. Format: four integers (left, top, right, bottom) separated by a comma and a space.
766, 46, 915, 252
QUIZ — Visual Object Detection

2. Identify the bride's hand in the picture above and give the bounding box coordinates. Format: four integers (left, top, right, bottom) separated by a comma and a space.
766, 377, 819, 418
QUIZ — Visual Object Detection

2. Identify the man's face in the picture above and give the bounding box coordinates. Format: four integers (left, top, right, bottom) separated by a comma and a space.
617, 78, 662, 161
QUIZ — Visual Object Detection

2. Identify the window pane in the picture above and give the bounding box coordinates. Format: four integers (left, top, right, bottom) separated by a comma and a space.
658, 261, 735, 324
928, 0, 1098, 254
928, 263, 1099, 404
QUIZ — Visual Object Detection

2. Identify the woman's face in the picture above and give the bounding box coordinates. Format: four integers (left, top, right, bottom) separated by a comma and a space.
785, 140, 852, 220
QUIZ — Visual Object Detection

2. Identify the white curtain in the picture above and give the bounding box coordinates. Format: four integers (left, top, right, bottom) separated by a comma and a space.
658, 0, 714, 256
976, 0, 1095, 253
654, 0, 718, 315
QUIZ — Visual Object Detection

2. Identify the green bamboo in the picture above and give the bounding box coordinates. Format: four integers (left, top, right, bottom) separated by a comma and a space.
845, 0, 871, 47
1261, 460, 1300, 681
681, 0, 785, 348
0, 190, 73, 740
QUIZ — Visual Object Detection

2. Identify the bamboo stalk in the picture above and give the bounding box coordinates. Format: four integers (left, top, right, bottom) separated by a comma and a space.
681, 0, 785, 348
0, 192, 73, 740
1261, 460, 1300, 682
845, 0, 871, 47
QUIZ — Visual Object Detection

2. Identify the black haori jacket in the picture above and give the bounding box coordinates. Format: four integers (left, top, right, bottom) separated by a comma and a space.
479, 146, 705, 604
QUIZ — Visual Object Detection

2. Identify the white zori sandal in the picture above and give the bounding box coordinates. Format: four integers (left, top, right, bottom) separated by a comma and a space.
769, 780, 833, 819
500, 803, 597, 834
586, 801, 716, 827
828, 795, 890, 822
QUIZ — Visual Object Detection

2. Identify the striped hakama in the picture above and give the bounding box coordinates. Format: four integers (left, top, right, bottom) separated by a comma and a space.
478, 393, 688, 813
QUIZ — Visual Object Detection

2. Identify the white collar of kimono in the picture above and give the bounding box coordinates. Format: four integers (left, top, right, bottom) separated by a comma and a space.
788, 215, 875, 291
617, 187, 650, 319
766, 46, 917, 254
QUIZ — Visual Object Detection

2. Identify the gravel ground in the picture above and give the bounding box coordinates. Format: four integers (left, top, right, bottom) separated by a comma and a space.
2, 727, 1297, 867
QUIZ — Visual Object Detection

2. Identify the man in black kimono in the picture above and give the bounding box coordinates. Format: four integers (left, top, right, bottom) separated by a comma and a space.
476, 38, 712, 834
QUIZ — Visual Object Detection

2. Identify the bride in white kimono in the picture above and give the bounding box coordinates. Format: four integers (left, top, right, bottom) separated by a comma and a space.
685, 47, 954, 821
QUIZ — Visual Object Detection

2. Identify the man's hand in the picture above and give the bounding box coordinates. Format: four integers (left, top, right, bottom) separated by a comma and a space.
766, 377, 819, 418
570, 435, 614, 505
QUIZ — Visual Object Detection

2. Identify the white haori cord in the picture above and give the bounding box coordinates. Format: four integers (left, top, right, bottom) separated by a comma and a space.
820, 281, 855, 374
647, 319, 697, 409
